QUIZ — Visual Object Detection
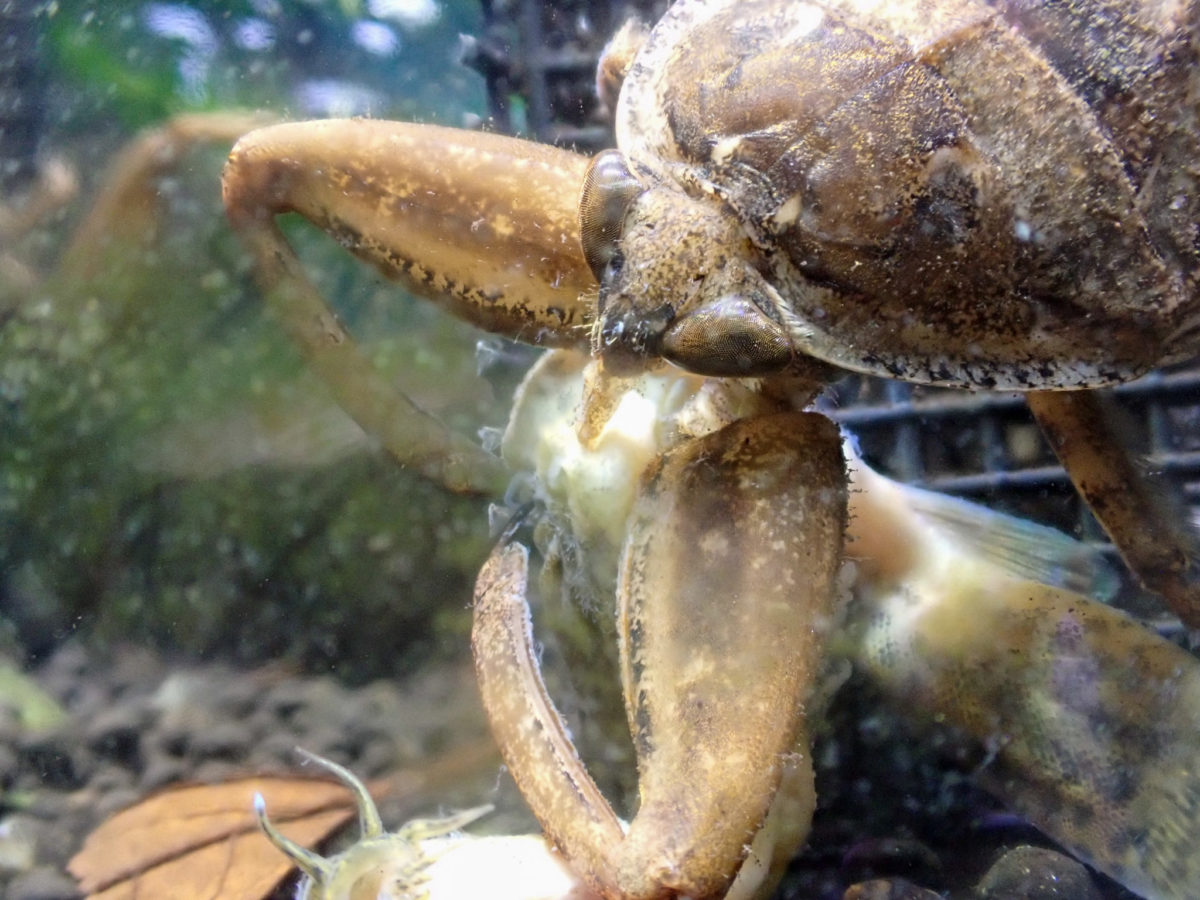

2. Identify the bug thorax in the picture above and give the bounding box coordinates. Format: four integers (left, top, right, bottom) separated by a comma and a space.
580, 154, 795, 379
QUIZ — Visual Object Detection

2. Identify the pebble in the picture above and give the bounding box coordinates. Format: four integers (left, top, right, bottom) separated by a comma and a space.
0, 742, 20, 787
255, 726, 306, 764
93, 785, 143, 821
0, 815, 38, 874
83, 705, 147, 765
138, 751, 187, 790
7, 865, 81, 900
188, 720, 253, 760
974, 845, 1103, 899
16, 734, 82, 790
840, 836, 942, 887
844, 878, 943, 899
211, 671, 266, 718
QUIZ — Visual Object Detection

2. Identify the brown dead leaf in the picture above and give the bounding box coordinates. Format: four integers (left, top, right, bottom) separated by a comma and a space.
69, 773, 377, 900
69, 739, 502, 900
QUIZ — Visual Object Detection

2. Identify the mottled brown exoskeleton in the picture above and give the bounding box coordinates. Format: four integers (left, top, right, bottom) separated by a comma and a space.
222, 1, 1200, 898
583, 0, 1200, 618
596, 0, 1198, 385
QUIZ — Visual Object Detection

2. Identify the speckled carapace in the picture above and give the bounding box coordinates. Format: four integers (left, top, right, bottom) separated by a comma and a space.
590, 0, 1199, 389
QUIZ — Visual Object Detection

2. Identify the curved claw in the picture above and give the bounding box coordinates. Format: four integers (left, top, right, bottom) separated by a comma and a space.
223, 120, 597, 346
474, 411, 846, 900
222, 120, 598, 494
615, 412, 846, 898
1027, 389, 1200, 625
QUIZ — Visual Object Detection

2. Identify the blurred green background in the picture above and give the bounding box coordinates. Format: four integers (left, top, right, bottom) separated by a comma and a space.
0, 0, 519, 680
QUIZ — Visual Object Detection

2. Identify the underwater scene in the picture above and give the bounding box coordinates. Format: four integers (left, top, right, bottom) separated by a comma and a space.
2, 1, 1200, 898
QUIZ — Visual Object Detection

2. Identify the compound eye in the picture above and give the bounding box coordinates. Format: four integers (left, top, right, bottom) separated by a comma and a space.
579, 150, 642, 284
